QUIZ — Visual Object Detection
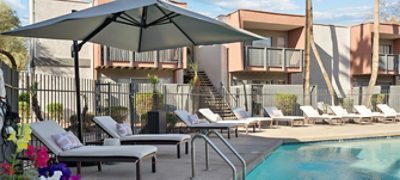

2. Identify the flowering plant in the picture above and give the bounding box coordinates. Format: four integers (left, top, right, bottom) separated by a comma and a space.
1, 124, 79, 180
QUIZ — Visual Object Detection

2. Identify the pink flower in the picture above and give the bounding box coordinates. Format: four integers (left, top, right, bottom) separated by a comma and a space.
70, 175, 81, 180
25, 145, 35, 157
35, 146, 49, 168
0, 162, 15, 175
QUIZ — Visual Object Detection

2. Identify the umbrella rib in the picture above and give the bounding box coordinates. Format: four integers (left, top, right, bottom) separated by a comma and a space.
121, 12, 141, 25
77, 12, 122, 50
138, 7, 148, 52
114, 20, 139, 27
118, 16, 141, 26
146, 12, 177, 27
156, 5, 196, 45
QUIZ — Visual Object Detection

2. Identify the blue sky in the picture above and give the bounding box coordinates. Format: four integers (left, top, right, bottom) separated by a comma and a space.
4, 0, 377, 26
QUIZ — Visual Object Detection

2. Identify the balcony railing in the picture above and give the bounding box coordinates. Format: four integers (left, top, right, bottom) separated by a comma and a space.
378, 54, 399, 73
101, 46, 183, 65
245, 46, 303, 70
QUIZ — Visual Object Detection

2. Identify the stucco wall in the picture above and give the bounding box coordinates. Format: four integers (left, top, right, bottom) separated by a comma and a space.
308, 25, 351, 97
351, 24, 372, 75
195, 45, 228, 89
33, 0, 93, 78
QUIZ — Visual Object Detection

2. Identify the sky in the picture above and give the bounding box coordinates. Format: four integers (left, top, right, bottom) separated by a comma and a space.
3, 0, 379, 26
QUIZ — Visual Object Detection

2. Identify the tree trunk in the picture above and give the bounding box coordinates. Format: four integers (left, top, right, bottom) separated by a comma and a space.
303, 0, 312, 105
0, 49, 17, 69
310, 35, 336, 105
365, 0, 380, 106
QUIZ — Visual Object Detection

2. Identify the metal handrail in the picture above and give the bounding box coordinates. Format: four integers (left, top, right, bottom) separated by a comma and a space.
221, 82, 238, 107
191, 133, 237, 180
207, 130, 246, 180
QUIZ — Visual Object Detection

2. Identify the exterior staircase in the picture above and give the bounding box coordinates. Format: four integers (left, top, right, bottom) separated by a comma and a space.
185, 70, 236, 119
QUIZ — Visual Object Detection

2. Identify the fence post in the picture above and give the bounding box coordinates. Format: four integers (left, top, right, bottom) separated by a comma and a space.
107, 82, 111, 115
95, 80, 101, 116
129, 80, 137, 134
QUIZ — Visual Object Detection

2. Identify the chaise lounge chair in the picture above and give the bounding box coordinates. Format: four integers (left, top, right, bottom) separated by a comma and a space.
232, 107, 273, 129
30, 120, 157, 180
264, 106, 305, 127
174, 109, 239, 139
300, 105, 343, 125
354, 105, 396, 123
376, 104, 400, 121
329, 106, 373, 124
92, 116, 191, 158
198, 108, 258, 134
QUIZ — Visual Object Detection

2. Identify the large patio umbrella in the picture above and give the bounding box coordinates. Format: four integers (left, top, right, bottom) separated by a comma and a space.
2, 0, 260, 141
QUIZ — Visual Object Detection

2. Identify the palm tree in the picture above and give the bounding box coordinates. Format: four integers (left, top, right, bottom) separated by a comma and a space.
305, 0, 337, 105
303, 0, 312, 105
365, 0, 380, 106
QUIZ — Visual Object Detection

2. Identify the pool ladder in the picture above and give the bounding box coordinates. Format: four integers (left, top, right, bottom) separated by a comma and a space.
191, 130, 247, 180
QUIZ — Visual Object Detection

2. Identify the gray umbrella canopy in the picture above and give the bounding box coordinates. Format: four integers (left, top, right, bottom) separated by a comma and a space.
3, 0, 260, 51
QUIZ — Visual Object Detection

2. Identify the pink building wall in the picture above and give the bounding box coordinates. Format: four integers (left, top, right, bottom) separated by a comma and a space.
351, 23, 400, 76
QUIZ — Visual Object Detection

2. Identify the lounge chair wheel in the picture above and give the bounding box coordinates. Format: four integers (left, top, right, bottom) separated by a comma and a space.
185, 141, 189, 154
235, 128, 238, 138
97, 162, 102, 172
76, 161, 82, 175
152, 156, 156, 173
136, 160, 141, 180
177, 144, 181, 159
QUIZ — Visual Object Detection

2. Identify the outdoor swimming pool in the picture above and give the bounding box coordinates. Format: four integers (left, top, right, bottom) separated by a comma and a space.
247, 138, 400, 180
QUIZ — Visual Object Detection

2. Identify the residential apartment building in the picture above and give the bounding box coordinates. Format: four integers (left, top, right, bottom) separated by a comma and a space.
92, 0, 187, 83
196, 10, 305, 89
30, 0, 93, 78
351, 23, 400, 86
196, 8, 400, 98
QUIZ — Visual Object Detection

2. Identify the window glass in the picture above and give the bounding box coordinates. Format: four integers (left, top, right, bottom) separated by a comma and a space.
252, 37, 272, 47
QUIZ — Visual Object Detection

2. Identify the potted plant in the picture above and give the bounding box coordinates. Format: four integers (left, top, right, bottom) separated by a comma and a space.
146, 74, 166, 134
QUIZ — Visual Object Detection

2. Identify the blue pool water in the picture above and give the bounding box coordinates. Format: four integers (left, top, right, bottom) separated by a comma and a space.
247, 138, 400, 180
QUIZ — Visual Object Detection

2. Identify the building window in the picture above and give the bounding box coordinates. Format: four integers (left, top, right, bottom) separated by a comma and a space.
379, 44, 392, 54
252, 37, 272, 47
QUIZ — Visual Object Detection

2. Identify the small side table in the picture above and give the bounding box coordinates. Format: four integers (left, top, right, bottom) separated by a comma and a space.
103, 138, 121, 165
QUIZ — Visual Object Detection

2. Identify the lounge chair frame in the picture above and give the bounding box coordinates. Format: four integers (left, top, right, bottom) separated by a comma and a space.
92, 117, 189, 159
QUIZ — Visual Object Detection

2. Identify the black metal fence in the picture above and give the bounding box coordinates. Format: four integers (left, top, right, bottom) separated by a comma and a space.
12, 71, 400, 143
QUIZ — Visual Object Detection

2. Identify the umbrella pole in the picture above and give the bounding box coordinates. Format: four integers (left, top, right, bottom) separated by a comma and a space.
72, 40, 83, 142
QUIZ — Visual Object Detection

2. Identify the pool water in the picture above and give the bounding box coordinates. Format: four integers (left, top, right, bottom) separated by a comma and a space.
247, 138, 400, 180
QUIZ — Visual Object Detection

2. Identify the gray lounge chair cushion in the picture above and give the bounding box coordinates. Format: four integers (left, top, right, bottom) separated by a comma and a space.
93, 116, 121, 138
94, 116, 190, 142
30, 120, 67, 155
59, 145, 157, 159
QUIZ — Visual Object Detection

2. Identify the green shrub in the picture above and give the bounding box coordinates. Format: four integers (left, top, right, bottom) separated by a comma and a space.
69, 113, 95, 131
19, 92, 30, 103
371, 94, 385, 111
19, 101, 30, 117
275, 93, 297, 115
103, 106, 129, 123
47, 103, 63, 120
341, 97, 354, 113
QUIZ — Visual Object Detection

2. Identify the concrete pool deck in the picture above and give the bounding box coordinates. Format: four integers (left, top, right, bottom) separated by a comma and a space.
80, 123, 400, 179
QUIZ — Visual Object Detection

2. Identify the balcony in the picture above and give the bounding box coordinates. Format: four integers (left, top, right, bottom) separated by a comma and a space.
100, 46, 183, 68
378, 54, 400, 74
244, 46, 303, 72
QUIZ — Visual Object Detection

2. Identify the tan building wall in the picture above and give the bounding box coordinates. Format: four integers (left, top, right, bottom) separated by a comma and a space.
195, 45, 228, 89
32, 0, 93, 78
